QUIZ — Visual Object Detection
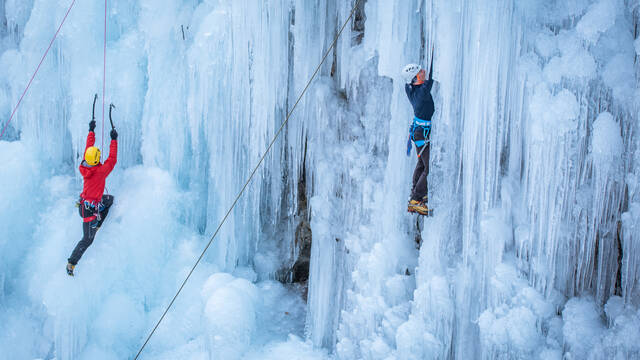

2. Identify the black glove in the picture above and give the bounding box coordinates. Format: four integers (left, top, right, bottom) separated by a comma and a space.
89, 120, 96, 132
110, 128, 118, 140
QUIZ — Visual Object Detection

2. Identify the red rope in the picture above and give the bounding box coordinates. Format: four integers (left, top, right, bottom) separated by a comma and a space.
102, 0, 109, 195
101, 0, 107, 150
0, 0, 77, 140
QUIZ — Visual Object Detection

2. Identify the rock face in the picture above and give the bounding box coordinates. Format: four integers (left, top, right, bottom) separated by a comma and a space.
292, 220, 312, 284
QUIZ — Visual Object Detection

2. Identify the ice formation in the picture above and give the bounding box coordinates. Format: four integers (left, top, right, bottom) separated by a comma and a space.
0, 0, 639, 359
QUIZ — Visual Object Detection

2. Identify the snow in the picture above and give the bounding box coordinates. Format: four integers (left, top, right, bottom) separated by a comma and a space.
1, 0, 639, 359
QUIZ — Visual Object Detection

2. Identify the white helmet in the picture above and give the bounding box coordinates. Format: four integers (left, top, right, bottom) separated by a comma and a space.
402, 63, 421, 84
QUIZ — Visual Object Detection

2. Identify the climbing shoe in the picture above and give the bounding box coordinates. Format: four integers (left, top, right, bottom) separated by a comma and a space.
66, 263, 75, 277
408, 200, 431, 216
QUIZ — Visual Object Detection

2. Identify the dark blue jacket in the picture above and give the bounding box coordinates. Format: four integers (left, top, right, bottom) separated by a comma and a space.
405, 65, 434, 121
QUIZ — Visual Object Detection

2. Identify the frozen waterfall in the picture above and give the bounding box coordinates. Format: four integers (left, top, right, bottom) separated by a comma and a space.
0, 0, 639, 359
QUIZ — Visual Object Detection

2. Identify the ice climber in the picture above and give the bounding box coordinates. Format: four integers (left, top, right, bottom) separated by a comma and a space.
66, 117, 118, 276
403, 61, 434, 216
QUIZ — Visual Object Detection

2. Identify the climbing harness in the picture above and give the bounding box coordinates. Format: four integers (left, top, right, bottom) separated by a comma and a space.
408, 116, 431, 156
76, 198, 105, 226
133, 0, 363, 358
0, 0, 77, 140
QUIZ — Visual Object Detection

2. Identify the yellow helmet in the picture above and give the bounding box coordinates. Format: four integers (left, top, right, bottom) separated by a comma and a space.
85, 146, 101, 166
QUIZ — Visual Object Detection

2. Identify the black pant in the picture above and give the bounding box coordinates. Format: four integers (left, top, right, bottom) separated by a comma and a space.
411, 143, 430, 202
68, 195, 114, 265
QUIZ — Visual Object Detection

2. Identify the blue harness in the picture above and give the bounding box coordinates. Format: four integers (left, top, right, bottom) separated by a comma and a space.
406, 117, 431, 155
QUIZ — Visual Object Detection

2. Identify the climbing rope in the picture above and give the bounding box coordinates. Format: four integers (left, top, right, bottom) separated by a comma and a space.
101, 0, 108, 151
132, 0, 362, 358
0, 0, 77, 140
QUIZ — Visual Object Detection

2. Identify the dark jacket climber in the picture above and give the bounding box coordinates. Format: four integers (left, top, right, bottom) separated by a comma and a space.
405, 66, 435, 122
403, 61, 435, 216
67, 118, 118, 276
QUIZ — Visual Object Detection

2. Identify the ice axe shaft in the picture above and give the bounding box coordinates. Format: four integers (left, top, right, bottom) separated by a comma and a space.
92, 94, 98, 121
109, 104, 115, 129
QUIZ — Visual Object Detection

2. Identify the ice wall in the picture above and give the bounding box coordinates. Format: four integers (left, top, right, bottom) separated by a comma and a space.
0, 0, 639, 359
0, 0, 306, 358
303, 0, 640, 359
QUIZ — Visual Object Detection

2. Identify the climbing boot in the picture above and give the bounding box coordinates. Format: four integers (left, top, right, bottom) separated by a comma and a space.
66, 262, 75, 277
408, 200, 431, 216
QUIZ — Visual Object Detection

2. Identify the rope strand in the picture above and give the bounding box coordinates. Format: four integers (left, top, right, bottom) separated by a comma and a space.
132, 1, 361, 358
101, 0, 107, 151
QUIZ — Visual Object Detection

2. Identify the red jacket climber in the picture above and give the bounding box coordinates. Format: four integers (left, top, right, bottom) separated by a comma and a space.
67, 113, 118, 276
79, 130, 117, 204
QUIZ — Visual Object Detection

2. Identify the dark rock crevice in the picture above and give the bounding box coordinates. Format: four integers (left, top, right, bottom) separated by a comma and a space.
352, 0, 366, 46
276, 137, 312, 293
291, 137, 312, 284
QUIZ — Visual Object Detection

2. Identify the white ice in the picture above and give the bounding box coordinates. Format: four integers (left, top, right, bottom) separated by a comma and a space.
1, 0, 639, 359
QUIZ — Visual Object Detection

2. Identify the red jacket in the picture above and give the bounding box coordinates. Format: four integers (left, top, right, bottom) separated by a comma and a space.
79, 131, 117, 203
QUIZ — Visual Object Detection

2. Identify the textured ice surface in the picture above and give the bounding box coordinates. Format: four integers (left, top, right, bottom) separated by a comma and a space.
592, 112, 623, 169
576, 0, 619, 43
0, 0, 639, 359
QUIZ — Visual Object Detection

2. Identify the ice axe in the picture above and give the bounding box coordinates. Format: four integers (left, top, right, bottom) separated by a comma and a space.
109, 103, 116, 129
92, 94, 98, 122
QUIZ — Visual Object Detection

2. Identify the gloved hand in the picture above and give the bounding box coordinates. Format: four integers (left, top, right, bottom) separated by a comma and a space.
110, 128, 118, 140
89, 120, 96, 132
